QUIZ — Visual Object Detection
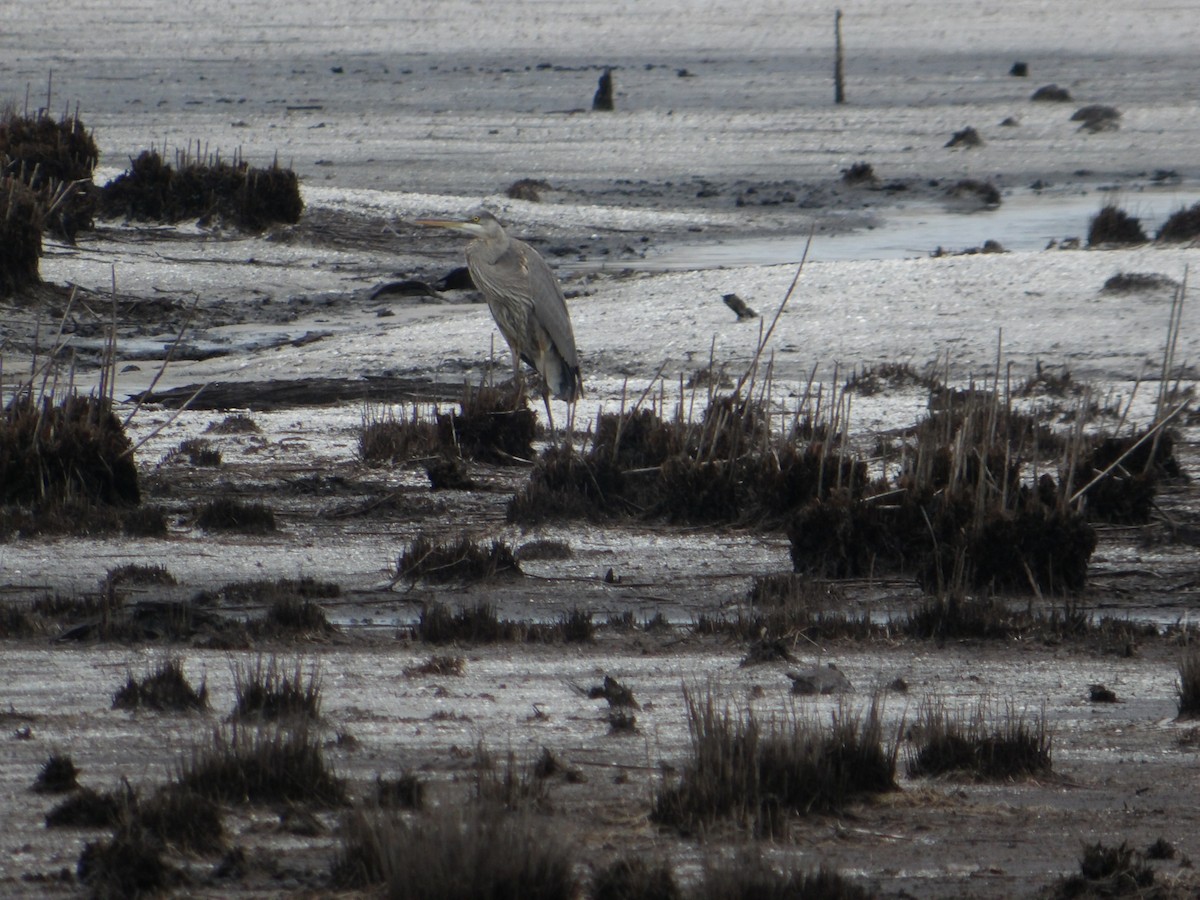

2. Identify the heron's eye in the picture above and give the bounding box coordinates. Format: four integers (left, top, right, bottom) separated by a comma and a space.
471, 216, 480, 223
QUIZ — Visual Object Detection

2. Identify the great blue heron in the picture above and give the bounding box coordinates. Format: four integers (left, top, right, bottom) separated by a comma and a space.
413, 209, 583, 418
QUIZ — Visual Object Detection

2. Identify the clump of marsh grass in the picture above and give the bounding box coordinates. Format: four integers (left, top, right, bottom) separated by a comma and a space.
698, 852, 874, 900
907, 698, 1052, 780
372, 773, 425, 810
331, 805, 577, 897
436, 380, 537, 463
1157, 201, 1200, 242
0, 106, 99, 241
590, 856, 682, 900
473, 745, 551, 811
112, 656, 209, 712
1049, 840, 1156, 898
176, 723, 346, 807
195, 497, 276, 533
1177, 650, 1200, 719
398, 533, 521, 582
652, 688, 897, 836
1088, 204, 1147, 246
231, 656, 321, 721
99, 146, 303, 230
32, 752, 80, 793
77, 830, 180, 899
45, 783, 130, 829
403, 654, 465, 677
358, 404, 438, 464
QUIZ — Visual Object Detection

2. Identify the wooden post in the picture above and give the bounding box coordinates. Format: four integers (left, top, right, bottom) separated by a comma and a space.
834, 10, 846, 105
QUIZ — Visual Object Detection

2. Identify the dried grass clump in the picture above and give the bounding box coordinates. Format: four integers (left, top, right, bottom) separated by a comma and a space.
403, 654, 466, 677
32, 752, 80, 793
0, 108, 99, 241
591, 856, 682, 900
907, 698, 1051, 780
0, 393, 140, 537
0, 107, 98, 184
132, 785, 226, 854
788, 386, 1096, 595
0, 175, 44, 293
652, 689, 896, 836
510, 391, 863, 529
77, 831, 180, 899
195, 497, 276, 533
178, 437, 221, 466
372, 773, 425, 810
1177, 650, 1200, 719
1050, 841, 1156, 898
1073, 428, 1181, 524
256, 594, 336, 638
436, 381, 537, 462
232, 656, 321, 721
699, 854, 873, 900
1157, 202, 1200, 242
112, 657, 209, 712
844, 361, 941, 396
176, 723, 346, 807
205, 413, 261, 434
99, 147, 303, 230
728, 574, 876, 642
45, 784, 128, 829
332, 805, 577, 896
1088, 205, 1147, 246
399, 533, 521, 583
358, 405, 438, 464
104, 564, 176, 590
417, 601, 521, 644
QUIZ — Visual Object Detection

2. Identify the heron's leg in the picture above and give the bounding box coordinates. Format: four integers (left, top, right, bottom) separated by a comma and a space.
506, 343, 525, 408
541, 388, 556, 441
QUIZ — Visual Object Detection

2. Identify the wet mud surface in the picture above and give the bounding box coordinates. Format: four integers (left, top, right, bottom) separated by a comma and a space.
4, 0, 1200, 896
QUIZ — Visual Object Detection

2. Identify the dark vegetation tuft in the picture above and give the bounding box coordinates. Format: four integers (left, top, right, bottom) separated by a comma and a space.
652, 689, 896, 836
1051, 841, 1156, 898
907, 699, 1052, 780
403, 654, 465, 677
332, 805, 577, 897
372, 773, 425, 810
0, 108, 99, 242
195, 497, 276, 533
591, 856, 683, 900
99, 147, 302, 230
232, 656, 322, 721
399, 533, 521, 582
0, 175, 45, 293
1, 392, 140, 539
77, 830, 180, 900
698, 854, 874, 900
416, 600, 598, 645
176, 723, 346, 807
436, 381, 537, 462
358, 405, 438, 464
112, 657, 209, 712
45, 784, 129, 829
33, 752, 80, 793
1157, 201, 1200, 242
1177, 650, 1200, 719
1088, 205, 1147, 246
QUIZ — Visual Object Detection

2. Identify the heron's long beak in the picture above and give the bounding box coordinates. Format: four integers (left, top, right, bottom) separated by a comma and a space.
413, 218, 469, 231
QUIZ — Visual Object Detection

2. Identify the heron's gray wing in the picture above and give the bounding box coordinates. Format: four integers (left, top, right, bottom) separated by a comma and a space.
511, 239, 580, 369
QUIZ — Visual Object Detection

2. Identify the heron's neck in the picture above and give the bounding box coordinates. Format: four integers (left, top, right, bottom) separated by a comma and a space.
470, 231, 510, 264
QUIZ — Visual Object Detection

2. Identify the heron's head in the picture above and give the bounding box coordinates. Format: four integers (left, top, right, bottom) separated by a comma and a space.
413, 208, 502, 239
